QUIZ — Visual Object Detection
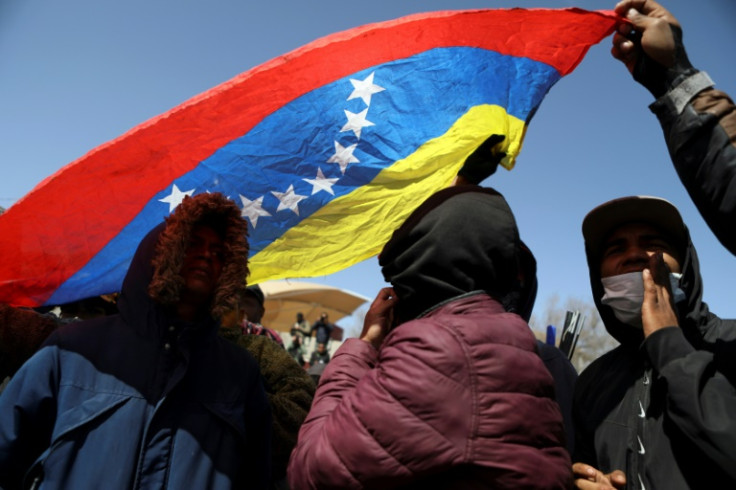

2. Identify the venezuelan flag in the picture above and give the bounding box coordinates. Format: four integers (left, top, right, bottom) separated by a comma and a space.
0, 8, 617, 307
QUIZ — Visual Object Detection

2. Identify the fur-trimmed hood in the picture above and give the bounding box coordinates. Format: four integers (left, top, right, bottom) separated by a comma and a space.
118, 192, 249, 329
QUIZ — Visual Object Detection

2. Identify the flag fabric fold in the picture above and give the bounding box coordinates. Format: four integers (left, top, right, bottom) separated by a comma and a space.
0, 8, 618, 307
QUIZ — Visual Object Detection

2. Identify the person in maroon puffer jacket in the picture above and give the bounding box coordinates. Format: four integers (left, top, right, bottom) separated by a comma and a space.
288, 186, 571, 489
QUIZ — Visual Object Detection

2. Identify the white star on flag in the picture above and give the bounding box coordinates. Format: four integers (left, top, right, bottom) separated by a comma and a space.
327, 141, 359, 174
348, 72, 385, 106
303, 167, 339, 195
340, 108, 374, 139
271, 185, 308, 216
159, 184, 195, 213
239, 194, 271, 228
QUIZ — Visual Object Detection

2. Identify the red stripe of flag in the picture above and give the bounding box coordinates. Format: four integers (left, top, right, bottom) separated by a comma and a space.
0, 8, 617, 306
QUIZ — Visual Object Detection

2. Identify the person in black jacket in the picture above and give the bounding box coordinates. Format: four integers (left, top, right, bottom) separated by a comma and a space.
309, 312, 334, 346
611, 0, 736, 255
572, 195, 736, 490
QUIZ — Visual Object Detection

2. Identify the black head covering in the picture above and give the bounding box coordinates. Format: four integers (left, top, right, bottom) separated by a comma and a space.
245, 284, 265, 306
379, 186, 537, 325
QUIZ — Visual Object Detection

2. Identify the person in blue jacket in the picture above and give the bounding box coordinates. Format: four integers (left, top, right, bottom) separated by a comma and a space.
0, 192, 272, 489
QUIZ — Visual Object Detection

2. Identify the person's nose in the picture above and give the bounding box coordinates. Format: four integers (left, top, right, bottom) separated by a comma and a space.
621, 245, 650, 268
192, 244, 214, 262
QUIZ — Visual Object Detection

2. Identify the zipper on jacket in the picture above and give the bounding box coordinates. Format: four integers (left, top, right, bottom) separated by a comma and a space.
24, 465, 43, 490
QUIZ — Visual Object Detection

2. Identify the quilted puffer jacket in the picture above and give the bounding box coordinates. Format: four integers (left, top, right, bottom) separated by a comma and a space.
288, 187, 571, 489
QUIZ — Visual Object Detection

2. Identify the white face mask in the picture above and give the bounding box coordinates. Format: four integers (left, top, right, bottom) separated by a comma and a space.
601, 271, 686, 328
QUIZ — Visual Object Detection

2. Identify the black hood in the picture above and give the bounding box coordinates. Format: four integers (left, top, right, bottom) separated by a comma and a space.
585, 220, 713, 346
379, 186, 537, 325
117, 221, 164, 330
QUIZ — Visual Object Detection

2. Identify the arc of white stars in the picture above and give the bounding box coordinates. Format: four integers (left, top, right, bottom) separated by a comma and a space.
327, 141, 359, 174
159, 184, 195, 213
340, 108, 374, 139
239, 194, 271, 228
347, 72, 385, 107
271, 184, 308, 216
303, 167, 339, 195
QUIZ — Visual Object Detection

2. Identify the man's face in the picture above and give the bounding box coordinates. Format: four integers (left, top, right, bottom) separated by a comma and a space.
599, 222, 682, 278
180, 225, 224, 300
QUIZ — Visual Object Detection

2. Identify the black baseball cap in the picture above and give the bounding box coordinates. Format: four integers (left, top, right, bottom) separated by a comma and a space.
582, 196, 687, 259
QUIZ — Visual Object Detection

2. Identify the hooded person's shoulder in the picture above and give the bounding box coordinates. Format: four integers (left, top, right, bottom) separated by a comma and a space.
42, 314, 126, 350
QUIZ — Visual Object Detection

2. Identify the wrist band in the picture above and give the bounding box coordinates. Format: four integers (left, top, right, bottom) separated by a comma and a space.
650, 71, 714, 115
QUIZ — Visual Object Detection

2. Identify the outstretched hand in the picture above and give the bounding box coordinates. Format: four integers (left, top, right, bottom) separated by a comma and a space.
455, 134, 506, 185
612, 0, 679, 71
360, 287, 398, 349
641, 252, 679, 337
572, 462, 626, 490
611, 0, 693, 98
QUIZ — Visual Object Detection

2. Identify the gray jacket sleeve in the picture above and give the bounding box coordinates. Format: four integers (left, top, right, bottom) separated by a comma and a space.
650, 71, 736, 255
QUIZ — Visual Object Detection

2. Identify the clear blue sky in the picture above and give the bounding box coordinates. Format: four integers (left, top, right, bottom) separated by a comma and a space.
2, 0, 735, 331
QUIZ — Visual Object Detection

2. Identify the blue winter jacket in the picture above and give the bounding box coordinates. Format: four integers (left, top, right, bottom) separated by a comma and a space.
0, 213, 271, 489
